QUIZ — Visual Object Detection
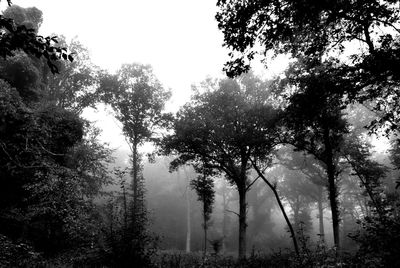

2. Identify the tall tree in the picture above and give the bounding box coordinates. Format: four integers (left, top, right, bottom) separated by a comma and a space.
161, 74, 279, 258
98, 63, 171, 248
278, 60, 350, 250
191, 172, 215, 256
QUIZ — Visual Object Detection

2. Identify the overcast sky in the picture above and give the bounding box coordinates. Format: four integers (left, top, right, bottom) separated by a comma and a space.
12, 0, 232, 109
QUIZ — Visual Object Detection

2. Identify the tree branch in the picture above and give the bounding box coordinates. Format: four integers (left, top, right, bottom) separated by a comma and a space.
226, 209, 240, 218
250, 157, 299, 255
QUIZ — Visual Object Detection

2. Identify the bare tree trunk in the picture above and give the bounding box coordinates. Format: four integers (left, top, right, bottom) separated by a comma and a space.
123, 185, 128, 232
204, 211, 207, 256
238, 186, 247, 259
186, 175, 191, 253
317, 190, 325, 242
323, 127, 340, 250
221, 181, 228, 254
251, 159, 300, 256
293, 198, 300, 231
132, 141, 138, 223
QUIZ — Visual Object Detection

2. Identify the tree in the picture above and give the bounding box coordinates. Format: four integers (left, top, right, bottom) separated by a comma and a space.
40, 36, 99, 114
99, 63, 170, 220
1, 3, 73, 73
98, 63, 170, 264
161, 73, 279, 258
0, 5, 113, 263
191, 172, 215, 256
0, 6, 87, 107
278, 60, 350, 250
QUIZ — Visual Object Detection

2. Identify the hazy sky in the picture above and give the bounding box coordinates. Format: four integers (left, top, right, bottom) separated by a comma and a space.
12, 0, 231, 109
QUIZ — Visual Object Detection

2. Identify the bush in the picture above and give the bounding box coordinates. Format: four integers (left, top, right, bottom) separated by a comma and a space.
0, 234, 42, 267
350, 213, 400, 267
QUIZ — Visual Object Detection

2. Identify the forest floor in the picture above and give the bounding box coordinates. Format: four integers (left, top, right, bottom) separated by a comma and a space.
152, 249, 352, 268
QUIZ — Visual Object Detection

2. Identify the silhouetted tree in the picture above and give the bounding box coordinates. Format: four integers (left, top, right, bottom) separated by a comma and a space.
191, 172, 215, 255
98, 63, 170, 265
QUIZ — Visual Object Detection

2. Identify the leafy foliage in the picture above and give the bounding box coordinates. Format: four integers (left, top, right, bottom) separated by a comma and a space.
191, 174, 215, 227
351, 212, 400, 267
0, 5, 113, 264
99, 63, 171, 145
0, 4, 73, 73
216, 0, 400, 77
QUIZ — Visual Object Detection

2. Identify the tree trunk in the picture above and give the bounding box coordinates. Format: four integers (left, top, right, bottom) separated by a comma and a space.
204, 222, 207, 256
293, 198, 300, 231
317, 190, 325, 242
186, 178, 191, 253
251, 159, 300, 255
123, 186, 128, 233
132, 142, 138, 222
323, 127, 340, 250
203, 198, 207, 256
238, 185, 247, 259
222, 181, 228, 254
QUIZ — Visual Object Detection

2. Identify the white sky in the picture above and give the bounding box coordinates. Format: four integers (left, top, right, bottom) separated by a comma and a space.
13, 0, 231, 109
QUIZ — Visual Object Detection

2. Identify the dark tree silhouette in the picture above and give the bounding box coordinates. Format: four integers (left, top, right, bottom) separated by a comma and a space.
191, 173, 215, 255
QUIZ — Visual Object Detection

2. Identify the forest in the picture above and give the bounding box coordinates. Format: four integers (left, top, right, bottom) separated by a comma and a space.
1, 0, 400, 267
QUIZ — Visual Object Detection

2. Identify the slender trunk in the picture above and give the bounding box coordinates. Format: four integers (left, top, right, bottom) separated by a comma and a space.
132, 141, 138, 224
204, 218, 207, 256
186, 180, 191, 253
323, 127, 340, 250
363, 22, 375, 53
222, 183, 227, 254
123, 186, 128, 233
238, 185, 247, 259
251, 159, 299, 255
317, 191, 325, 242
294, 199, 300, 231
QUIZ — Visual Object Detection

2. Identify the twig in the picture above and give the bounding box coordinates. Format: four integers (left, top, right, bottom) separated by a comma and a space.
226, 209, 240, 218
38, 141, 64, 156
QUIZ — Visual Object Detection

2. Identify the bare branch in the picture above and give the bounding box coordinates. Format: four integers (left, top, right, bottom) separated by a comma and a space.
226, 209, 240, 218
